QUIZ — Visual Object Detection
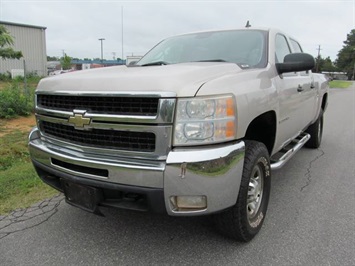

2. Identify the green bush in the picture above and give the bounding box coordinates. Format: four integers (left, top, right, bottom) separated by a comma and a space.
0, 81, 35, 118
0, 72, 11, 81
12, 72, 42, 82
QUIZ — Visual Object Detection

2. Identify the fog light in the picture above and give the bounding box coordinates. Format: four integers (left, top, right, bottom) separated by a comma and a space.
170, 196, 207, 211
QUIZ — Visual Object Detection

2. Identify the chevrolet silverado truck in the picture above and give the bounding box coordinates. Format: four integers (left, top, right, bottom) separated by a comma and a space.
29, 27, 328, 242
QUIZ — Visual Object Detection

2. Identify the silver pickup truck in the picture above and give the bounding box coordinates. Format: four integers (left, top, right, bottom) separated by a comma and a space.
29, 27, 328, 241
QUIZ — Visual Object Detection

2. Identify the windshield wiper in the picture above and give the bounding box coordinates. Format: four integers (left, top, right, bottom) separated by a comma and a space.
141, 61, 169, 66
193, 59, 228, 63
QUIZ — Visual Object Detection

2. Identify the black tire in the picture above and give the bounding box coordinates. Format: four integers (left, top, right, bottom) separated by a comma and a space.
305, 109, 323, 149
215, 140, 271, 242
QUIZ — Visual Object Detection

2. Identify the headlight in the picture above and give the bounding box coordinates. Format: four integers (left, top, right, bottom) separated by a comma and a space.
174, 95, 236, 146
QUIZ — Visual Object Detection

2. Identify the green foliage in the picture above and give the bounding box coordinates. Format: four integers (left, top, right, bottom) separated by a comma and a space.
47, 55, 59, 61
0, 25, 23, 60
12, 73, 42, 83
336, 29, 355, 79
0, 161, 38, 199
0, 71, 11, 81
0, 130, 29, 170
60, 53, 72, 70
0, 47, 23, 60
0, 25, 14, 46
329, 80, 353, 88
315, 56, 338, 73
0, 81, 35, 118
0, 130, 57, 214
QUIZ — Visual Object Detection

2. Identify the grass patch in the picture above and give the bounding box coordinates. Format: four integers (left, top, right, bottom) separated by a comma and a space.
0, 81, 11, 91
0, 130, 57, 215
329, 80, 353, 88
0, 162, 58, 214
0, 130, 30, 170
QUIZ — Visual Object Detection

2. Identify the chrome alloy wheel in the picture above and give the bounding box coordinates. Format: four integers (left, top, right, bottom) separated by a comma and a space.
247, 164, 264, 220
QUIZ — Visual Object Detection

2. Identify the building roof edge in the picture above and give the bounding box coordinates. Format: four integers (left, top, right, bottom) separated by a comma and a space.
0, 20, 47, 30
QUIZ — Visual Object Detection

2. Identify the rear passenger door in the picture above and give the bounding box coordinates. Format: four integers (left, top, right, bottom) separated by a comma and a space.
275, 34, 314, 147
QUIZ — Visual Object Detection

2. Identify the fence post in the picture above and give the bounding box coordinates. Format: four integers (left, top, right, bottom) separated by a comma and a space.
23, 59, 29, 97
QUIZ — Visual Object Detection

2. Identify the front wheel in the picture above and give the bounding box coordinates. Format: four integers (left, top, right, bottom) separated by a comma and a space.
215, 141, 271, 242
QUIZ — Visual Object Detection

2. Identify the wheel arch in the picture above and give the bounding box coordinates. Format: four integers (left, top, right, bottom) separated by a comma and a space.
244, 111, 277, 155
321, 92, 328, 111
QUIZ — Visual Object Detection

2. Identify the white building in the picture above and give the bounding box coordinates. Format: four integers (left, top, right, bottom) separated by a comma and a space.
0, 21, 47, 77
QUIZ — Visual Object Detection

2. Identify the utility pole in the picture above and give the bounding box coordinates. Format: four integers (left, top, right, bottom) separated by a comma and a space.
316, 45, 322, 73
121, 6, 124, 61
98, 38, 105, 63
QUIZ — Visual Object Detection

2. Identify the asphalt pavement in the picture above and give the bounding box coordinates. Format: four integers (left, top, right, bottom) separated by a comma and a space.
1, 85, 354, 265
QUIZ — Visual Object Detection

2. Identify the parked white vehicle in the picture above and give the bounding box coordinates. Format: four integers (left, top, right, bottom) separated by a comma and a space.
29, 27, 328, 241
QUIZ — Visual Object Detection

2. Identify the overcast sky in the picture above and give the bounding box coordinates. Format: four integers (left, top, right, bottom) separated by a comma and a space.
0, 0, 353, 61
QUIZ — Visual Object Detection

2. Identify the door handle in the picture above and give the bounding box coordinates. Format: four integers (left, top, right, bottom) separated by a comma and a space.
310, 83, 315, 89
297, 84, 304, 92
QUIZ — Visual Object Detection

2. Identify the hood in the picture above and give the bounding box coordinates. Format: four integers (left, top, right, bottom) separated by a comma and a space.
38, 62, 242, 97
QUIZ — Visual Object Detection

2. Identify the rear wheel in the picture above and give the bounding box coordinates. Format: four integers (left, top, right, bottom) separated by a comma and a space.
215, 141, 271, 242
305, 110, 323, 148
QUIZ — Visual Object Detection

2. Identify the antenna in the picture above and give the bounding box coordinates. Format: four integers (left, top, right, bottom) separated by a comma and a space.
245, 21, 251, 28
121, 6, 124, 60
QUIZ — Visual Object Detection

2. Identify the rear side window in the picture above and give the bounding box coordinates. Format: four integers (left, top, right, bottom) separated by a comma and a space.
290, 39, 303, 53
275, 34, 291, 63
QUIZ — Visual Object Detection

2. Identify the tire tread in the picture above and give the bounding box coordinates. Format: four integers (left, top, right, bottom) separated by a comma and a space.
215, 140, 270, 242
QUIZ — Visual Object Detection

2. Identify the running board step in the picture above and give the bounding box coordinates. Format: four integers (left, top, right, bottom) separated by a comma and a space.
270, 133, 310, 170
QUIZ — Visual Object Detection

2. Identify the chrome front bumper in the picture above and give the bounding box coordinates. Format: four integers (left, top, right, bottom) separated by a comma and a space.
29, 127, 245, 216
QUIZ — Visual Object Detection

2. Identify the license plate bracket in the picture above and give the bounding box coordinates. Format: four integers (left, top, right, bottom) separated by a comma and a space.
61, 179, 103, 214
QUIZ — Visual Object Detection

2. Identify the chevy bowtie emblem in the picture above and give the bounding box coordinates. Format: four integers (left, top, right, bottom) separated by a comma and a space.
68, 113, 91, 128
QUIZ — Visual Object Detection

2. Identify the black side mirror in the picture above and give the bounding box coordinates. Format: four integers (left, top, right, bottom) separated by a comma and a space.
276, 53, 315, 74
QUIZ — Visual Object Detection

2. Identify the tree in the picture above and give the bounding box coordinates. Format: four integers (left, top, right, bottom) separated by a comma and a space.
336, 29, 355, 80
60, 53, 72, 70
0, 25, 23, 60
314, 56, 338, 73
47, 55, 59, 61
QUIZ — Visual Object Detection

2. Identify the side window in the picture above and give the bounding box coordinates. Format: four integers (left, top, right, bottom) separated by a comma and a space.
275, 34, 291, 63
290, 39, 303, 53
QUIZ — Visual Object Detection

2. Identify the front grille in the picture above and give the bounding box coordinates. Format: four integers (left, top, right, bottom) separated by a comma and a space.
37, 95, 159, 116
41, 121, 156, 152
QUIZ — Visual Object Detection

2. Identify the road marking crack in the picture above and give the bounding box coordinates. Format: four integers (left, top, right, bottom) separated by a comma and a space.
0, 194, 64, 239
301, 148, 325, 191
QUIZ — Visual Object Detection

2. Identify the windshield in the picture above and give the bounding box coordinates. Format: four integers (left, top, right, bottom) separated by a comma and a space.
137, 30, 268, 68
